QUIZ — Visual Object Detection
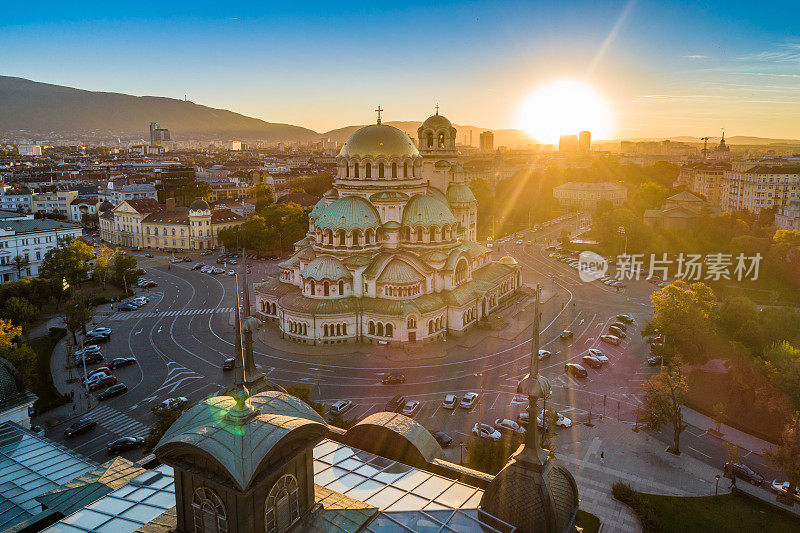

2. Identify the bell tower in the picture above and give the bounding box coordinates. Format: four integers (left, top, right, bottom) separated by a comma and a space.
418, 106, 458, 193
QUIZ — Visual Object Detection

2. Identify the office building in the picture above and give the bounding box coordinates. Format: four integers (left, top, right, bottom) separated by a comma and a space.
479, 131, 494, 152
553, 181, 627, 209
149, 122, 171, 146
31, 190, 79, 216
578, 131, 591, 153
558, 135, 579, 153
0, 213, 82, 282
18, 145, 42, 156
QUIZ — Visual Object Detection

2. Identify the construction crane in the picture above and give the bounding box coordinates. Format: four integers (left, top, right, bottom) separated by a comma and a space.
701, 136, 710, 160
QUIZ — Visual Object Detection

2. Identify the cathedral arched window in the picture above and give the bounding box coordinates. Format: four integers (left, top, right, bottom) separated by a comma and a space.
391, 162, 397, 179
429, 227, 436, 241
408, 317, 416, 329
345, 162, 349, 178
365, 162, 372, 179
379, 162, 385, 178
386, 323, 393, 337
415, 227, 423, 242
265, 474, 299, 533
323, 324, 328, 337
302, 324, 307, 335
427, 132, 434, 148
192, 488, 227, 533
428, 320, 434, 334
403, 162, 408, 178
354, 163, 359, 178
377, 323, 384, 337
368, 321, 375, 335
365, 228, 373, 244
438, 132, 446, 148
352, 229, 361, 246
309, 280, 315, 294
324, 281, 330, 296
342, 323, 347, 335
337, 230, 346, 246
338, 280, 344, 294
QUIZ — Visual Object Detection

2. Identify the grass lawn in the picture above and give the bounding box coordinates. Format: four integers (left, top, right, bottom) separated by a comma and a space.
28, 327, 68, 412
636, 492, 800, 533
574, 510, 600, 533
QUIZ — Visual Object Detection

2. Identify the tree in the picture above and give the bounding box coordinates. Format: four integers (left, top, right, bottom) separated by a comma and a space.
645, 280, 716, 362
0, 320, 37, 392
2, 297, 38, 335
177, 181, 212, 206
92, 245, 117, 289
642, 363, 689, 454
764, 414, 800, 506
108, 254, 140, 293
143, 404, 191, 453
65, 298, 92, 344
712, 401, 726, 434
12, 255, 29, 279
40, 239, 95, 288
81, 212, 99, 229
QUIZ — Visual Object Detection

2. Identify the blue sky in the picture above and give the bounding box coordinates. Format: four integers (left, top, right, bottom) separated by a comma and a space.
2, 0, 799, 138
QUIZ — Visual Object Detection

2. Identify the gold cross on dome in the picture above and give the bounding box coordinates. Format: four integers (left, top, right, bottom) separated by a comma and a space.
435, 104, 439, 115
375, 106, 383, 124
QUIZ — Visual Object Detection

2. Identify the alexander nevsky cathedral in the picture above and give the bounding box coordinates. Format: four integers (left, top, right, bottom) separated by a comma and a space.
255, 109, 522, 345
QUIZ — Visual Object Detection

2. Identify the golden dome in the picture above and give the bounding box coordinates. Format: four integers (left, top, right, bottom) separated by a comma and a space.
339, 124, 419, 159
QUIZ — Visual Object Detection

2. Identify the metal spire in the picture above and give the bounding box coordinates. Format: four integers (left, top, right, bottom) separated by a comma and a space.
517, 283, 549, 463
228, 274, 256, 421
240, 249, 264, 386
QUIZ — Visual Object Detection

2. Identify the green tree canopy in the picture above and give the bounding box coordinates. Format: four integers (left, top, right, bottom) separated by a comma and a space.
40, 239, 95, 287
646, 280, 716, 361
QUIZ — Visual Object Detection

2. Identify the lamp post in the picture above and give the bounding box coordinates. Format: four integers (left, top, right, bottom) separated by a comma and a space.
715, 474, 721, 496
617, 226, 627, 256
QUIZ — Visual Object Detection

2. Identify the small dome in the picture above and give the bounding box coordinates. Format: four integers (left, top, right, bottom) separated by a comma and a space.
426, 186, 448, 205
499, 255, 518, 266
421, 113, 453, 130
302, 256, 352, 281
447, 182, 477, 204
309, 199, 326, 221
189, 199, 210, 211
99, 200, 114, 212
315, 196, 381, 231
382, 220, 401, 230
377, 259, 424, 284
402, 194, 457, 228
339, 124, 419, 159
323, 188, 339, 200
0, 357, 25, 402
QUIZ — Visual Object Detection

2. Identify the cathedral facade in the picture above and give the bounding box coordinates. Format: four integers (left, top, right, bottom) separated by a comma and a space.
254, 111, 521, 345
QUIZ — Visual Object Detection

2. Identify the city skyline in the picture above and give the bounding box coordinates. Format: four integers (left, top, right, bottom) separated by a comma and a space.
2, 0, 800, 139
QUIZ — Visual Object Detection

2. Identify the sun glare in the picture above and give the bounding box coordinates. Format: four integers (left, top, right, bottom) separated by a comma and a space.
517, 80, 613, 145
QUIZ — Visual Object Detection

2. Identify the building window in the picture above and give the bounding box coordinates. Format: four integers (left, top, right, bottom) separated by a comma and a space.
338, 280, 344, 294
192, 488, 227, 533
265, 474, 299, 533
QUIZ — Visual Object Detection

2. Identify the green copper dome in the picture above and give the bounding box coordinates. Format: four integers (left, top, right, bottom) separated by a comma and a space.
309, 199, 326, 220
377, 259, 424, 284
339, 124, 419, 159
302, 256, 352, 281
315, 196, 381, 231
402, 194, 457, 227
447, 182, 477, 204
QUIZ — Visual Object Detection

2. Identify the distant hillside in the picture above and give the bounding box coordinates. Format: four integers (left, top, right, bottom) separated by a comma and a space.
0, 76, 320, 142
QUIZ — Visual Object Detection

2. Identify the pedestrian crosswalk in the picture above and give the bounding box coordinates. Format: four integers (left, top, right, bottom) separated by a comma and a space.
109, 307, 234, 321
84, 404, 151, 438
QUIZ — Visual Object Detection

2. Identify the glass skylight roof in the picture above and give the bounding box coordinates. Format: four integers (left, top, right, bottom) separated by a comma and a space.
0, 422, 96, 531
45, 438, 514, 532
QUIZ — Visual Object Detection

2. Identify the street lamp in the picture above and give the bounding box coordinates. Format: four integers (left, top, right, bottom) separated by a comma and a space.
715, 474, 721, 496
617, 226, 627, 256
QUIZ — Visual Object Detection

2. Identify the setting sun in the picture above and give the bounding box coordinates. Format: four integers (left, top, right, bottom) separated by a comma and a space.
517, 79, 613, 145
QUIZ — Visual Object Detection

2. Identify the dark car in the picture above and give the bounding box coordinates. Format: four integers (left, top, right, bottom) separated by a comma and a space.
385, 394, 406, 412
222, 358, 235, 371
608, 325, 627, 338
725, 462, 764, 486
610, 321, 628, 331
433, 431, 453, 447
108, 357, 137, 370
582, 355, 603, 369
616, 314, 634, 324
144, 253, 154, 258
381, 373, 406, 385
183, 257, 192, 262
559, 330, 573, 340
107, 436, 143, 455
75, 352, 104, 367
192, 263, 204, 270
118, 303, 137, 312
64, 419, 97, 438
84, 333, 110, 346
98, 383, 128, 401
89, 375, 118, 391
564, 363, 588, 378
202, 250, 213, 256
647, 356, 663, 366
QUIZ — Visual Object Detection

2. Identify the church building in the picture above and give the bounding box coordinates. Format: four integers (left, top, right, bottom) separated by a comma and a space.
255, 109, 521, 345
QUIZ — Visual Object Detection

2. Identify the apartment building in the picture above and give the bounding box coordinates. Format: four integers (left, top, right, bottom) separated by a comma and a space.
69, 197, 99, 224
678, 161, 730, 206
31, 190, 78, 216
98, 183, 158, 204
552, 181, 627, 210
720, 162, 800, 214
0, 187, 32, 213
0, 212, 82, 283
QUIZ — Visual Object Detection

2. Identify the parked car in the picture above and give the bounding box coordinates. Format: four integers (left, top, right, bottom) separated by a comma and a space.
610, 321, 628, 331
86, 327, 112, 337
131, 297, 149, 307
724, 462, 764, 486
385, 395, 406, 412
107, 436, 144, 455
608, 325, 627, 338
582, 355, 603, 369
183, 257, 192, 262
118, 303, 138, 312
144, 253, 154, 258
329, 400, 354, 416
227, 270, 235, 276
433, 431, 452, 447
64, 419, 97, 438
494, 418, 525, 435
538, 349, 551, 360
98, 383, 128, 401
586, 349, 608, 363
158, 397, 189, 411
192, 263, 203, 270
381, 373, 406, 385
564, 363, 588, 378
401, 400, 421, 417
108, 357, 137, 369
89, 375, 118, 391
170, 257, 183, 264
73, 345, 101, 358
600, 334, 621, 346
222, 358, 235, 371
201, 250, 213, 256
771, 481, 800, 502
84, 333, 110, 346
459, 392, 479, 409
442, 394, 457, 409
647, 356, 663, 366
541, 410, 573, 428
472, 423, 501, 440
559, 330, 573, 340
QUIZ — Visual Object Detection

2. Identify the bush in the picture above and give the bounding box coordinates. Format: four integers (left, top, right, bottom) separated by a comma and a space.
612, 482, 663, 532
575, 510, 601, 533
27, 328, 68, 413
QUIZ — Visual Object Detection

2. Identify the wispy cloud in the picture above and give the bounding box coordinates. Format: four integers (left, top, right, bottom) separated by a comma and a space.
736, 43, 800, 63
637, 94, 723, 100
682, 55, 708, 60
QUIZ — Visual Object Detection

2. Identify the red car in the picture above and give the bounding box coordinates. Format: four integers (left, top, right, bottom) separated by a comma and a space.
89, 375, 118, 392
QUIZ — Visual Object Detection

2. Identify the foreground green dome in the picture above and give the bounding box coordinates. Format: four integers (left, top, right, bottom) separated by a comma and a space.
339, 124, 419, 159
402, 194, 457, 227
315, 196, 381, 231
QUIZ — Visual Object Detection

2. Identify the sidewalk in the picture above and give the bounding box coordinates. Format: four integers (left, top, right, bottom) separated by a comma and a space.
682, 405, 776, 456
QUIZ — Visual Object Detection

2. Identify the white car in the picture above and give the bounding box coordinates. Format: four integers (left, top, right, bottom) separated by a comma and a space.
201, 266, 212, 273
472, 423, 501, 440
540, 410, 573, 428
158, 397, 189, 411
73, 345, 101, 357
86, 327, 111, 337
442, 394, 457, 409
538, 349, 551, 360
771, 480, 800, 501
170, 257, 182, 264
401, 400, 421, 417
494, 418, 525, 435
227, 270, 235, 276
131, 297, 148, 307
329, 400, 353, 416
586, 349, 608, 364
459, 392, 479, 409
516, 240, 523, 245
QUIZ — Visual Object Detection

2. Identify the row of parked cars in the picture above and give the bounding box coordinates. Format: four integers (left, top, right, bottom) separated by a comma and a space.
547, 250, 628, 289
561, 314, 634, 378
118, 296, 150, 312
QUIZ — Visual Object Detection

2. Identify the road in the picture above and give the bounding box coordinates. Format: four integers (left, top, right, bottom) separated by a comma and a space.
45, 217, 783, 486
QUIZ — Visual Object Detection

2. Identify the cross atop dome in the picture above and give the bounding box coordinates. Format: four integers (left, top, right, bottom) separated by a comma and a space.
375, 105, 383, 125
435, 104, 439, 116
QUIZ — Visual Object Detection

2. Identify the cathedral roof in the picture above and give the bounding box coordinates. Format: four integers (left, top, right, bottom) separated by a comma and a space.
421, 113, 453, 131
189, 199, 210, 211
309, 198, 326, 220
302, 256, 352, 281
402, 194, 457, 227
339, 124, 419, 159
315, 196, 381, 231
447, 182, 477, 204
427, 186, 448, 205
377, 259, 425, 284
369, 191, 409, 203
499, 255, 519, 266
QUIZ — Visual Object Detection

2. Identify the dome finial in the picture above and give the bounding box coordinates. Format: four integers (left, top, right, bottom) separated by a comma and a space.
435, 103, 439, 116
375, 105, 383, 125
